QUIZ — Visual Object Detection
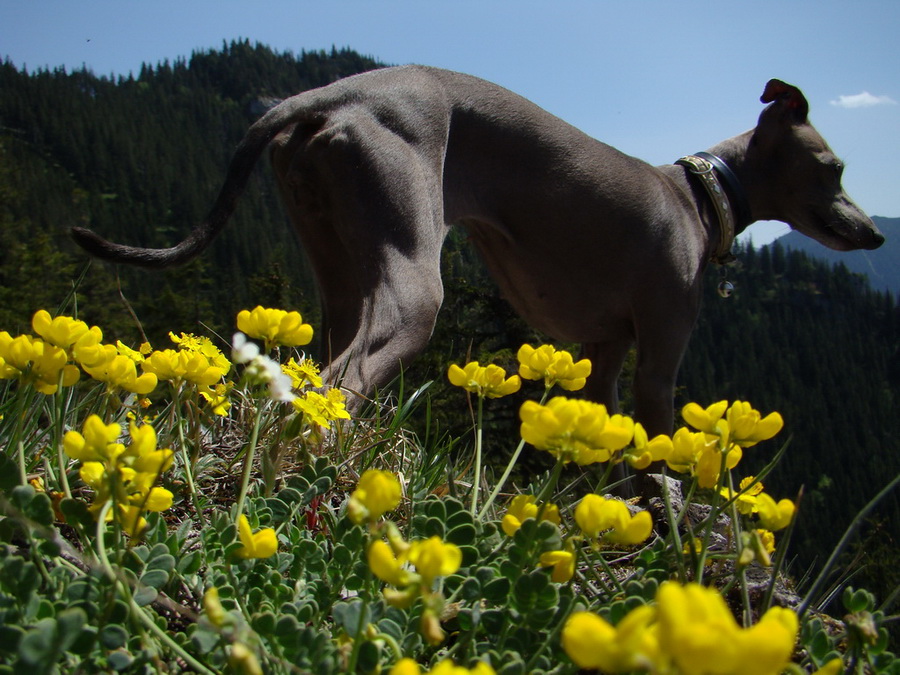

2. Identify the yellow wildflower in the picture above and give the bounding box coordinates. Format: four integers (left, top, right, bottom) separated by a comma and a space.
80, 344, 158, 395
63, 415, 124, 462
236, 306, 313, 350
292, 388, 351, 428
575, 494, 653, 545
682, 400, 729, 435
656, 581, 798, 675
447, 361, 521, 398
228, 642, 263, 675
169, 332, 231, 372
516, 344, 591, 391
428, 660, 496, 675
282, 356, 323, 389
0, 332, 80, 394
726, 400, 784, 447
199, 382, 232, 416
142, 348, 226, 387
407, 536, 462, 586
539, 548, 575, 583
368, 539, 411, 587
202, 587, 228, 628
720, 476, 764, 515
756, 493, 796, 531
562, 607, 659, 673
347, 469, 402, 524
734, 606, 799, 675
500, 495, 560, 536
31, 310, 95, 350
234, 514, 278, 559
389, 658, 422, 675
625, 422, 673, 469
519, 397, 633, 464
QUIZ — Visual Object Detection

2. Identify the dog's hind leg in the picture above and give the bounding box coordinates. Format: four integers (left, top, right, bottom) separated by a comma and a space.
271, 112, 448, 405
581, 337, 634, 415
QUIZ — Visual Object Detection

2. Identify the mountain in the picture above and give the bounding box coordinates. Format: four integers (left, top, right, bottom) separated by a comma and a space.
772, 216, 900, 295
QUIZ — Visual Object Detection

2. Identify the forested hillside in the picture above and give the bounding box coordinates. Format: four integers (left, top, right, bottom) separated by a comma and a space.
777, 216, 900, 295
1, 43, 897, 593
0, 40, 381, 340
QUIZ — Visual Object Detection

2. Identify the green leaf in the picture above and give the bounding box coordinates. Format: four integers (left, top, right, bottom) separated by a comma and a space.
140, 568, 170, 590
332, 544, 353, 567
423, 498, 446, 522
9, 485, 36, 512
460, 577, 482, 602
0, 453, 18, 491
357, 640, 380, 672
176, 551, 202, 575
251, 611, 277, 635
481, 609, 506, 634
23, 492, 54, 527
808, 626, 832, 662
332, 600, 370, 638
423, 516, 445, 538
446, 523, 477, 546
483, 577, 511, 604
446, 509, 474, 530
295, 602, 317, 624
274, 614, 302, 640
99, 624, 128, 649
145, 552, 175, 574
107, 649, 135, 671
0, 624, 24, 653
18, 608, 86, 665
843, 587, 873, 613
133, 585, 158, 607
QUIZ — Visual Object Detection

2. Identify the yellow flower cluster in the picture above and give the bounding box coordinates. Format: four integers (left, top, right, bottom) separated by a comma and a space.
666, 401, 784, 488
64, 415, 174, 536
575, 494, 653, 545
292, 389, 352, 428
390, 658, 495, 675
518, 396, 785, 490
0, 330, 80, 394
368, 535, 462, 591
234, 514, 278, 559
562, 581, 799, 675
500, 495, 560, 536
519, 397, 634, 465
368, 533, 463, 644
720, 477, 796, 532
447, 361, 521, 398
347, 470, 402, 525
236, 305, 313, 351
516, 344, 591, 391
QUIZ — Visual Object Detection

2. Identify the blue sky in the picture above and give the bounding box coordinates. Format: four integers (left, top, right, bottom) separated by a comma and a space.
2, 0, 898, 245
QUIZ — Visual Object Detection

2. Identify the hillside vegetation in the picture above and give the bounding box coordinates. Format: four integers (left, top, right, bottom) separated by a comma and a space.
1, 41, 897, 599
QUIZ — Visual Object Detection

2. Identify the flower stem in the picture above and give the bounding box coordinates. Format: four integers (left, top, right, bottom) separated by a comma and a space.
479, 389, 550, 520
173, 385, 205, 526
233, 399, 264, 521
470, 395, 484, 516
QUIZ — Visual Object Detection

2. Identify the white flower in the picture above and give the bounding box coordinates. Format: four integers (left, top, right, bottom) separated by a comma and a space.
232, 332, 260, 364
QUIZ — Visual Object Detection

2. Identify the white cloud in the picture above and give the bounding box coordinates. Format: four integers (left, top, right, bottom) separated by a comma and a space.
830, 91, 897, 109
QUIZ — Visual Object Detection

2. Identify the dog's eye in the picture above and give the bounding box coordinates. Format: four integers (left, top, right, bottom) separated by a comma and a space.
833, 162, 845, 179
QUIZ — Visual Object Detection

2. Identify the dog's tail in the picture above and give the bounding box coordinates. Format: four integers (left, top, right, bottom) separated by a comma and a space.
70, 94, 316, 268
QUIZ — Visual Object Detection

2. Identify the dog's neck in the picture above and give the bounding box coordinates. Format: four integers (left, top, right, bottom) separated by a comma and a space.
676, 152, 751, 264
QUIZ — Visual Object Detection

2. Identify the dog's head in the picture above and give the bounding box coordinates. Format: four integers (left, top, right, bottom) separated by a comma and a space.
747, 79, 884, 251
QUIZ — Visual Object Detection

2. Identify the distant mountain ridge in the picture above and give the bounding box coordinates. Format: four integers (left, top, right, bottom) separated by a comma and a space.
771, 215, 900, 295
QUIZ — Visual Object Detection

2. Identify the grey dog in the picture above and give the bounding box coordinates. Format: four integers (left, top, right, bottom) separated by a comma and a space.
71, 66, 884, 436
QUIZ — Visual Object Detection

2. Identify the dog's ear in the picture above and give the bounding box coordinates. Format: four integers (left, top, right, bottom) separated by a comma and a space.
760, 79, 809, 123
